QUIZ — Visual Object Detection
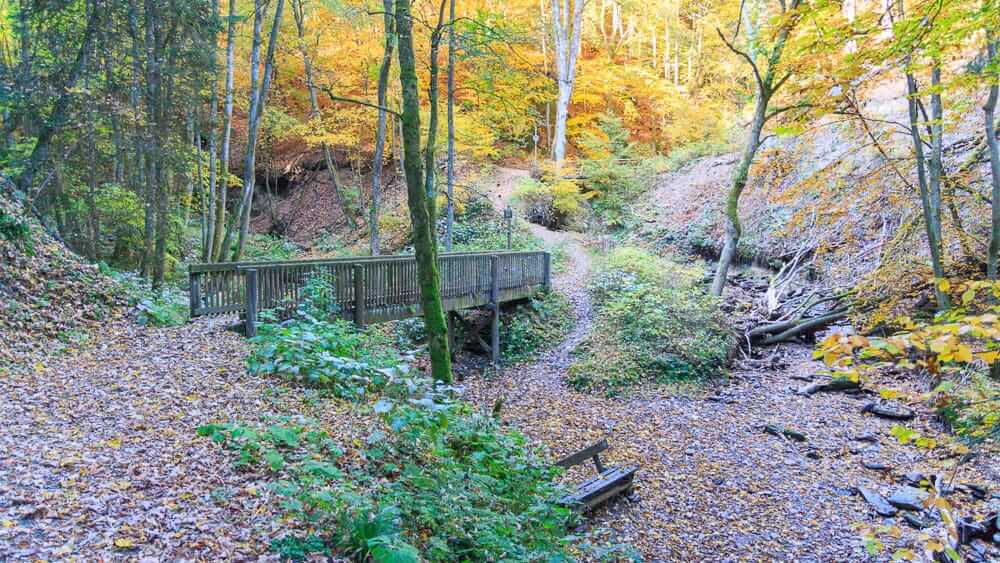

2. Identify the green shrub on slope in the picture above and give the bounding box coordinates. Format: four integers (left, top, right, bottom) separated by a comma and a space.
570, 247, 734, 393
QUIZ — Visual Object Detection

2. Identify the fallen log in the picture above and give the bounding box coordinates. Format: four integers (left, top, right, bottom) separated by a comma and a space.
763, 423, 807, 442
797, 377, 860, 395
862, 401, 915, 420
759, 308, 849, 345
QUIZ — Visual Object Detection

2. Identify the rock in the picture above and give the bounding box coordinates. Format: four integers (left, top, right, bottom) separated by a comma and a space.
763, 424, 807, 442
862, 401, 915, 420
959, 518, 992, 544
993, 533, 1000, 545
902, 512, 930, 529
904, 472, 928, 487
853, 433, 879, 443
858, 486, 898, 517
862, 461, 892, 472
797, 377, 861, 396
887, 486, 929, 511
806, 450, 821, 460
963, 483, 989, 500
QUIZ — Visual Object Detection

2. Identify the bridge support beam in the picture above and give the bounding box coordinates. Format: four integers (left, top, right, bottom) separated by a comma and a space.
490, 255, 500, 366
353, 264, 366, 327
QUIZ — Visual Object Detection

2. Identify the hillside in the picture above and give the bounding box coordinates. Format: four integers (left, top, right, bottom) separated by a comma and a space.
0, 190, 124, 363
638, 76, 997, 328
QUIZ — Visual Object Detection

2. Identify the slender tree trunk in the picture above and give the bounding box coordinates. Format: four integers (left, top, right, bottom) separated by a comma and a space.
184, 112, 195, 226
986, 37, 1000, 282
227, 0, 285, 262
395, 0, 452, 383
212, 0, 237, 262
711, 90, 767, 296
203, 0, 221, 262
445, 0, 456, 251
550, 0, 584, 165
292, 0, 355, 230
371, 0, 395, 256
710, 0, 799, 297
424, 1, 448, 234
905, 67, 950, 310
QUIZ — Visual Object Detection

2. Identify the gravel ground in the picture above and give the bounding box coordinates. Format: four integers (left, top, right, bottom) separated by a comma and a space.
463, 222, 1000, 562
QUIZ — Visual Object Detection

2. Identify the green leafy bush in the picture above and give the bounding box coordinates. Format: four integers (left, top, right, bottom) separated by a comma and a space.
103, 266, 189, 327
447, 196, 541, 252
663, 139, 731, 171
0, 207, 33, 254
502, 290, 574, 364
199, 368, 576, 561
570, 247, 733, 393
512, 172, 591, 230
242, 233, 302, 261
248, 275, 400, 399
577, 113, 656, 230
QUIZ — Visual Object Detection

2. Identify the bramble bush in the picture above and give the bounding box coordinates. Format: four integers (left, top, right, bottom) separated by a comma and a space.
570, 247, 733, 393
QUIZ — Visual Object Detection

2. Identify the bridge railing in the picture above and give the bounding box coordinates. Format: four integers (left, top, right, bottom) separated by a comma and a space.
189, 250, 551, 333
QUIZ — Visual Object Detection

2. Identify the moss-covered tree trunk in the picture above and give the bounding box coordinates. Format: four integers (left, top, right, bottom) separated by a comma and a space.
709, 0, 799, 297
396, 0, 452, 382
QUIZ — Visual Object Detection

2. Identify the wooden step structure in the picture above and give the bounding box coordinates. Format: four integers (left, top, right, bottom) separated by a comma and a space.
188, 250, 551, 362
555, 438, 637, 511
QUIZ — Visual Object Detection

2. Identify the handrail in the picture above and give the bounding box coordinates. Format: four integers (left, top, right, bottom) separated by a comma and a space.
188, 249, 539, 273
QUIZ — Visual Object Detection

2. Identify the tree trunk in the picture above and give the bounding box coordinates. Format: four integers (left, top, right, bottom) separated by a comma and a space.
710, 0, 799, 297
228, 0, 285, 262
905, 67, 950, 310
445, 0, 456, 251
423, 1, 448, 233
711, 91, 767, 296
212, 0, 237, 262
396, 0, 452, 383
985, 37, 999, 281
551, 0, 584, 165
371, 0, 395, 256
292, 0, 355, 230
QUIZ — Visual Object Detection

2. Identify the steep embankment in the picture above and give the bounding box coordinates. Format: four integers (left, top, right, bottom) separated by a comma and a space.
639, 78, 995, 326
0, 191, 124, 363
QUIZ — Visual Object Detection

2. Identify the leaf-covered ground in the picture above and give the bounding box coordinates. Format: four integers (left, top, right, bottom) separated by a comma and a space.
3, 169, 999, 559
0, 317, 382, 560
464, 230, 1000, 561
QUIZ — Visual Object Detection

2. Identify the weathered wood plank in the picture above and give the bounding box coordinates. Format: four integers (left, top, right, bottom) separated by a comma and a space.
555, 439, 610, 468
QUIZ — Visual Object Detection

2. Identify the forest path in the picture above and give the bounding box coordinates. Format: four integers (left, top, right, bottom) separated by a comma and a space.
462, 167, 974, 561
482, 166, 593, 369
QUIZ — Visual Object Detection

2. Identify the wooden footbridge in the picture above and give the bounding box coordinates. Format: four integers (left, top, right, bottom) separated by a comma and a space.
188, 250, 551, 361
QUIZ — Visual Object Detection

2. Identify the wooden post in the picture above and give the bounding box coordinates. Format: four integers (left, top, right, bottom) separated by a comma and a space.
504, 206, 513, 250
245, 269, 258, 337
490, 254, 500, 365
353, 263, 366, 327
543, 252, 552, 290
447, 311, 457, 358
189, 271, 201, 316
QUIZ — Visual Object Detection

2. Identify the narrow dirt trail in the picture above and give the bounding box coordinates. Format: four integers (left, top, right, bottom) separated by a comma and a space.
463, 168, 994, 561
